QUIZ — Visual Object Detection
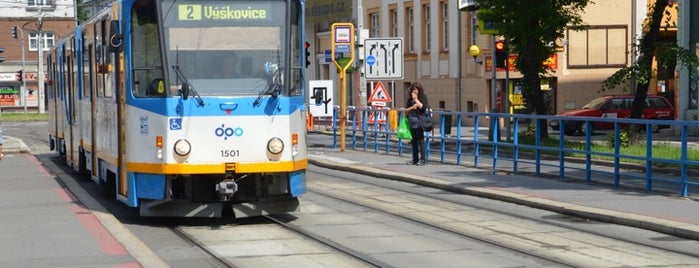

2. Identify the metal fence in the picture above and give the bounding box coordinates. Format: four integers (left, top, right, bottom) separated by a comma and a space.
312, 106, 699, 197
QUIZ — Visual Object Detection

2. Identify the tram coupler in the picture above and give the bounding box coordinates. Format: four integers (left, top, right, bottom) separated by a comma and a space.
216, 180, 238, 201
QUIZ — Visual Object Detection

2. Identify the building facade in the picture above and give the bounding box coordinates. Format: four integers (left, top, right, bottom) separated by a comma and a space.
679, 0, 699, 123
365, 0, 636, 120
306, 0, 692, 127
0, 0, 75, 112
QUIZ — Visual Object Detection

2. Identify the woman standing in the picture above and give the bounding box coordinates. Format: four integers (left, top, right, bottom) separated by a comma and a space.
405, 82, 429, 165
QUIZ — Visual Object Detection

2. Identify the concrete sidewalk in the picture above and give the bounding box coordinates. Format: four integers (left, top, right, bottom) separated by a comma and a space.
0, 135, 167, 267
308, 146, 699, 241
0, 154, 151, 267
1, 135, 31, 154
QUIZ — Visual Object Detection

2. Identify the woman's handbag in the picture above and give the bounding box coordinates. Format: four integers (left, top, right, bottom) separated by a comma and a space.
396, 115, 413, 140
419, 109, 435, 132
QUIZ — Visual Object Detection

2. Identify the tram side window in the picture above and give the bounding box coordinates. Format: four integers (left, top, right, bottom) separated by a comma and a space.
132, 1, 164, 97
289, 1, 302, 96
46, 55, 53, 100
95, 21, 105, 97
91, 18, 115, 99
60, 44, 67, 100
101, 19, 114, 98
82, 33, 92, 100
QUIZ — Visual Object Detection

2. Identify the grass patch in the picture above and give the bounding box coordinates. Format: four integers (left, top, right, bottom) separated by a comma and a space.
514, 134, 699, 166
0, 112, 49, 121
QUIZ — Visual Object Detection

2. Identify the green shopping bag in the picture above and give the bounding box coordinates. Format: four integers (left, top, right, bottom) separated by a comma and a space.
396, 115, 413, 140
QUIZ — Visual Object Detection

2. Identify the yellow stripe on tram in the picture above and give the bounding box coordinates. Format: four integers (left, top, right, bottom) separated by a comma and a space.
127, 159, 308, 174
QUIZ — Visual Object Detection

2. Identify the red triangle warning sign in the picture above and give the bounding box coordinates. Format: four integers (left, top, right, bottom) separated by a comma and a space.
368, 82, 392, 102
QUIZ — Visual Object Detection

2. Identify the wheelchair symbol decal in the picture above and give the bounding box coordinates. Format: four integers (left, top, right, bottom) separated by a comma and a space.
170, 118, 182, 130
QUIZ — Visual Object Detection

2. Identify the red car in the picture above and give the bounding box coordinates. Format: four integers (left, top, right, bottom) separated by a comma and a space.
549, 95, 675, 135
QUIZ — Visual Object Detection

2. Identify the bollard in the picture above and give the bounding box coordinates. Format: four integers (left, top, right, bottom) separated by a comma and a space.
388, 109, 398, 131
306, 112, 313, 130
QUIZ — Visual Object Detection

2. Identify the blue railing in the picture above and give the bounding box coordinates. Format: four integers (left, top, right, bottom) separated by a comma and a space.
325, 106, 699, 197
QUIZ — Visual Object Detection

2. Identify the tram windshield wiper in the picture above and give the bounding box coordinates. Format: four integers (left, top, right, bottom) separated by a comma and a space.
172, 64, 204, 107
253, 62, 281, 106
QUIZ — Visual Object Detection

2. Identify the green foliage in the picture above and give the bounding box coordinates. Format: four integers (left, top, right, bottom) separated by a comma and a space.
602, 42, 699, 93
607, 129, 630, 148
76, 0, 90, 22
475, 0, 592, 140
335, 57, 355, 73
514, 132, 699, 167
601, 1, 698, 94
518, 122, 537, 136
0, 112, 49, 121
476, 0, 592, 76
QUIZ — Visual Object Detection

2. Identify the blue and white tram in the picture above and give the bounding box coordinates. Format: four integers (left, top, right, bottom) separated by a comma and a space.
47, 0, 308, 217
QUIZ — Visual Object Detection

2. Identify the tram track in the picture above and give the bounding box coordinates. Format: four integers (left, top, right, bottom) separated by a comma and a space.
303, 167, 699, 267
33, 138, 699, 267
264, 214, 389, 267
310, 166, 699, 260
308, 192, 574, 267
163, 166, 699, 267
170, 225, 237, 268
303, 170, 575, 267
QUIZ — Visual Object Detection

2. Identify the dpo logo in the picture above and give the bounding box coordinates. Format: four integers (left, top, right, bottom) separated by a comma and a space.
215, 124, 244, 140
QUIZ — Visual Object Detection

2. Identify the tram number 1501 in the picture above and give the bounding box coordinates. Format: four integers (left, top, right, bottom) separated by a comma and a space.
221, 150, 240, 158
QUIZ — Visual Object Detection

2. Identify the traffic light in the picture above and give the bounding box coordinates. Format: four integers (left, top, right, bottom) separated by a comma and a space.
304, 41, 311, 68
16, 70, 23, 83
11, 26, 17, 39
0, 47, 4, 63
494, 40, 507, 69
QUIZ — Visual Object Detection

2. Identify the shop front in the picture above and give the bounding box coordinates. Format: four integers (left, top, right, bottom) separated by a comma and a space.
0, 71, 38, 112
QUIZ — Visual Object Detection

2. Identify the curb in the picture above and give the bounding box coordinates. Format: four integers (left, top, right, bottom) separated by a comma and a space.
1, 136, 31, 154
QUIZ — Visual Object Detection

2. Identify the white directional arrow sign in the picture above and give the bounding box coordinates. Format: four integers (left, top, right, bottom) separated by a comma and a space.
363, 38, 403, 80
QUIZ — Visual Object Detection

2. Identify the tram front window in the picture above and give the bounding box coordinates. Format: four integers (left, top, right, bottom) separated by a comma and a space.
161, 1, 287, 96
132, 0, 165, 97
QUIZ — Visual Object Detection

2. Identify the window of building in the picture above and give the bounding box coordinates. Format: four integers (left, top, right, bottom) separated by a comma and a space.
423, 4, 431, 53
370, 13, 380, 38
390, 9, 398, 37
27, 0, 55, 10
440, 1, 448, 51
567, 25, 627, 68
406, 6, 414, 53
29, 31, 55, 51
28, 0, 52, 7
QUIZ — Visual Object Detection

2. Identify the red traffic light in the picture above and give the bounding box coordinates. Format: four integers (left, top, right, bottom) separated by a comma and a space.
495, 40, 506, 51
494, 40, 507, 69
304, 41, 311, 68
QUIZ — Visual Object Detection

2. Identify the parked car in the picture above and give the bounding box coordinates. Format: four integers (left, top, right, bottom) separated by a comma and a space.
549, 95, 675, 135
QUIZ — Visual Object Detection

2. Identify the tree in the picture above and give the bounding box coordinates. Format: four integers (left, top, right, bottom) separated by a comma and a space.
602, 1, 698, 125
477, 0, 591, 139
75, 0, 90, 23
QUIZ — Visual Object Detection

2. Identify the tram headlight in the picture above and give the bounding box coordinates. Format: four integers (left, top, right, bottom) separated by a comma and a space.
267, 137, 284, 155
174, 139, 192, 156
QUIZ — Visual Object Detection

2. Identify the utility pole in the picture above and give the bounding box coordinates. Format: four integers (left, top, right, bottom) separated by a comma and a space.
356, 0, 366, 107
37, 10, 45, 114
20, 27, 26, 114
489, 35, 497, 141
